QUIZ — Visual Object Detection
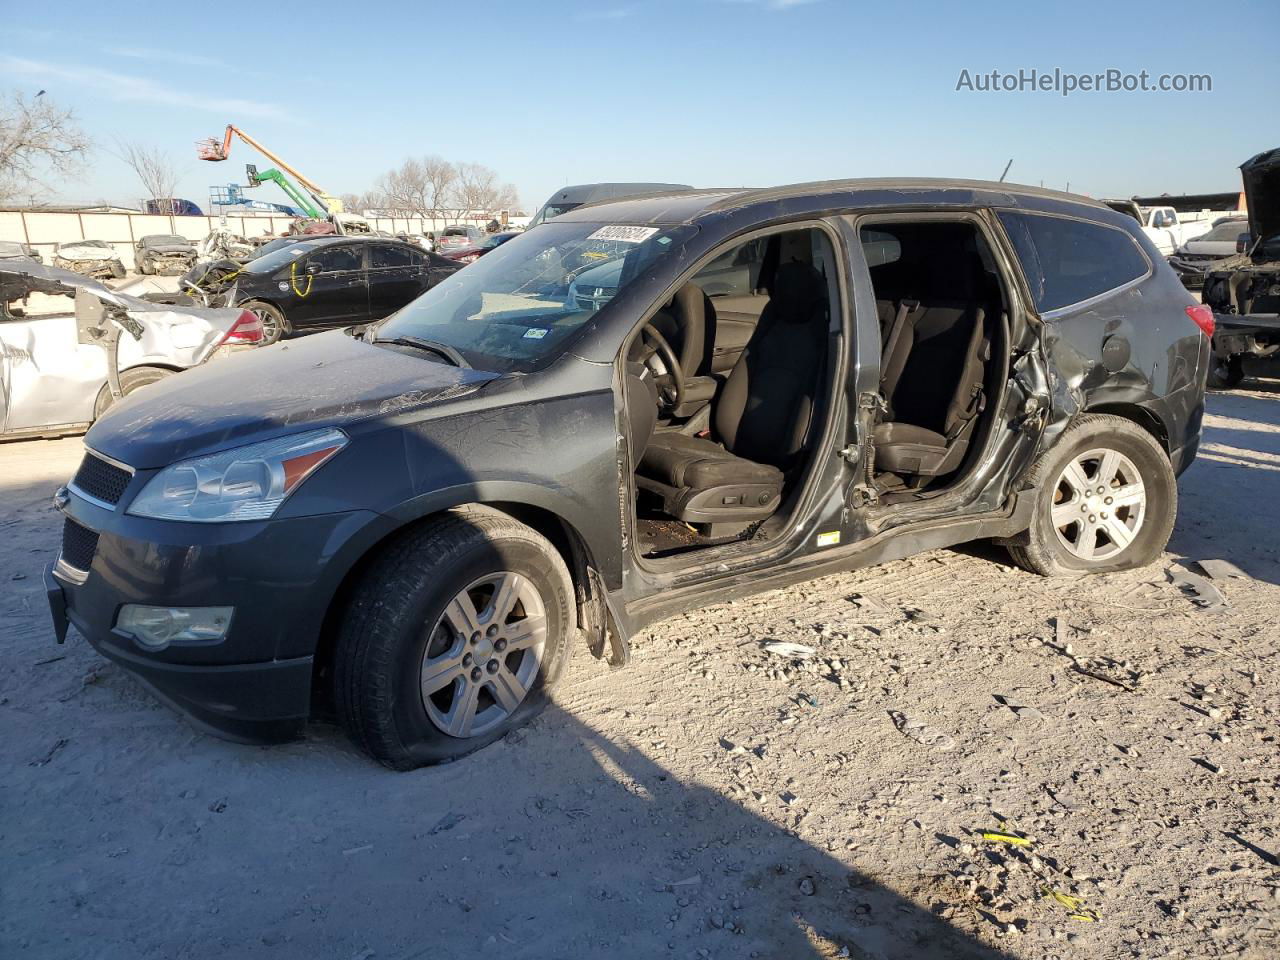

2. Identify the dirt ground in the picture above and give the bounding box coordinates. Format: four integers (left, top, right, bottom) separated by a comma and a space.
2, 386, 1278, 960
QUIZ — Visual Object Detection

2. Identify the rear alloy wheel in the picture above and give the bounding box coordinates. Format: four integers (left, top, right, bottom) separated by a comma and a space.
335, 508, 574, 769
93, 365, 174, 420
1007, 414, 1175, 576
243, 300, 288, 345
1049, 448, 1146, 563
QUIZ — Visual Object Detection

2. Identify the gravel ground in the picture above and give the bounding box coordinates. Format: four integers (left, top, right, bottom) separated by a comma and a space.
2, 386, 1278, 960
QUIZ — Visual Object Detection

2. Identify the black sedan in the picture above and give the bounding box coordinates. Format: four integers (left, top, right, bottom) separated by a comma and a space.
207, 237, 463, 344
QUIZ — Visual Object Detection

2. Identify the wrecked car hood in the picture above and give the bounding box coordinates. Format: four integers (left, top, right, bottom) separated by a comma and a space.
86, 329, 501, 469
1241, 147, 1280, 259
142, 242, 197, 255
54, 243, 120, 261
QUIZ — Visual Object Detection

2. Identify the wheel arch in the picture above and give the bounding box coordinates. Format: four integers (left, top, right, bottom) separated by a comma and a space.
309, 498, 610, 716
92, 362, 184, 419
1081, 400, 1170, 455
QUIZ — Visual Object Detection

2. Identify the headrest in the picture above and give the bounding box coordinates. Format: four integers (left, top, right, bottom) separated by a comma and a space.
671, 283, 705, 324
771, 261, 827, 320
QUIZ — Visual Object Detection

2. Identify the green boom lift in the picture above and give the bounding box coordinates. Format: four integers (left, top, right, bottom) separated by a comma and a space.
244, 163, 325, 219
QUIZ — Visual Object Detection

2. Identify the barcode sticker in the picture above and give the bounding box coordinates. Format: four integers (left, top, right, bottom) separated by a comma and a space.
587, 225, 660, 244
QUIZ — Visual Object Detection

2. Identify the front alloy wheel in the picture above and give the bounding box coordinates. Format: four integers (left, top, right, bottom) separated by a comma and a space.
420, 573, 547, 738
334, 508, 574, 769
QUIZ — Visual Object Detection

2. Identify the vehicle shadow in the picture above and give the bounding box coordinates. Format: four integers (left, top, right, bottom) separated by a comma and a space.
1, 437, 1015, 960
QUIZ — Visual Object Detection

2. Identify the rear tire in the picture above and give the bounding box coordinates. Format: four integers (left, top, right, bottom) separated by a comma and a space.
93, 366, 174, 420
334, 508, 575, 770
1007, 414, 1176, 577
1207, 354, 1245, 390
243, 300, 288, 345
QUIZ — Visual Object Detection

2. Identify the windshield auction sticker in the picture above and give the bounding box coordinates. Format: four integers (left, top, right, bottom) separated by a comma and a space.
587, 225, 660, 244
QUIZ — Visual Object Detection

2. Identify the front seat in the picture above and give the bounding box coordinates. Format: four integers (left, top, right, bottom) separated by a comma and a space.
643, 283, 717, 417
636, 261, 829, 524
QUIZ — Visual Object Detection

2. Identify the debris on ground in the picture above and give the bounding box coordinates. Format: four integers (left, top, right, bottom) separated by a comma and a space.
1196, 558, 1248, 581
763, 641, 816, 658
29, 737, 68, 767
1168, 564, 1229, 611
889, 711, 956, 750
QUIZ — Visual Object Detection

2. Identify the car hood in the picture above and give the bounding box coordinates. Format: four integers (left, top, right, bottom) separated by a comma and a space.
55, 244, 119, 260
1241, 147, 1280, 259
86, 330, 501, 469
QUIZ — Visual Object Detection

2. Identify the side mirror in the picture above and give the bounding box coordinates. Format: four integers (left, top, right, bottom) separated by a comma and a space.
1236, 233, 1251, 254
305, 261, 322, 276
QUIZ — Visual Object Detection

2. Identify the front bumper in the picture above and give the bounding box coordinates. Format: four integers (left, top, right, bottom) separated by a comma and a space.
45, 486, 394, 743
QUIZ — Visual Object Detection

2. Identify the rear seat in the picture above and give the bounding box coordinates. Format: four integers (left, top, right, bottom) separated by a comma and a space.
870, 253, 995, 480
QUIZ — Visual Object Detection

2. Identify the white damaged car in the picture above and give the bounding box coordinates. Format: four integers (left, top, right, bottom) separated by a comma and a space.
1, 261, 264, 440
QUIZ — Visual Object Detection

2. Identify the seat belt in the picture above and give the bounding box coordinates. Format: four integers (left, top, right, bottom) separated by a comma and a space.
878, 299, 918, 421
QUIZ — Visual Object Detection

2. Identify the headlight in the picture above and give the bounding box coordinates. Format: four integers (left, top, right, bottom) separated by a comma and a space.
128, 428, 347, 522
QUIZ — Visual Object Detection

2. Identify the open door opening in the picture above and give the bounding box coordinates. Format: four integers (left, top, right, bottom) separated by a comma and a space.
625, 227, 841, 560
859, 219, 1010, 503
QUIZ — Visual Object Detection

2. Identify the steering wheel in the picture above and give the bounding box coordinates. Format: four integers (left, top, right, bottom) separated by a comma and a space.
637, 322, 686, 413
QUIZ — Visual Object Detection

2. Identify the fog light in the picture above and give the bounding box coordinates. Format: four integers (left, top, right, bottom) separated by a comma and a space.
116, 605, 233, 650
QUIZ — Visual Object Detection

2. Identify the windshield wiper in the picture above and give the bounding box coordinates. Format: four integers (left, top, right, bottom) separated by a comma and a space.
372, 335, 471, 368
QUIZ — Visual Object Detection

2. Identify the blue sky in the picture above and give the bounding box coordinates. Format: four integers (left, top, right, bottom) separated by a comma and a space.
2, 0, 1276, 211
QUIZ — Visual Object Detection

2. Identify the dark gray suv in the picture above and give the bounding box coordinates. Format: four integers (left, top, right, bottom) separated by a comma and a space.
45, 179, 1210, 768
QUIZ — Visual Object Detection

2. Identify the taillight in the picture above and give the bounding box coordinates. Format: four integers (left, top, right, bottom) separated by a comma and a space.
219, 309, 264, 346
1186, 304, 1214, 339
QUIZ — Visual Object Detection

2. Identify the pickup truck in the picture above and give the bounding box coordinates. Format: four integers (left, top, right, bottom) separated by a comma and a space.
1103, 200, 1215, 256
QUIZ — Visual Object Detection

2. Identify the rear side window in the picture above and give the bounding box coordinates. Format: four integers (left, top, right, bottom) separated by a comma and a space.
370, 244, 412, 269
998, 211, 1149, 313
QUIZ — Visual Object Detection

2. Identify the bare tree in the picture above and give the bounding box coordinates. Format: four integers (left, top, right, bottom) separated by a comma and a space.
374, 155, 458, 223
451, 162, 518, 220
0, 90, 90, 203
117, 140, 180, 210
339, 191, 386, 215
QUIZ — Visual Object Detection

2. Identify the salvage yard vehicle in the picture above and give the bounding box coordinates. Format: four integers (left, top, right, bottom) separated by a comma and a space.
438, 230, 521, 263
44, 178, 1209, 767
172, 236, 464, 345
133, 234, 198, 276
435, 225, 483, 251
53, 240, 126, 280
1202, 147, 1280, 389
1168, 216, 1250, 288
1103, 199, 1214, 256
0, 240, 43, 263
527, 182, 694, 228
1, 261, 263, 441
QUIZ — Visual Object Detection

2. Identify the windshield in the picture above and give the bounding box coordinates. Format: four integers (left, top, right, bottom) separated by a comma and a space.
146, 235, 187, 245
1202, 220, 1248, 242
373, 220, 696, 372
245, 241, 322, 274
62, 240, 110, 250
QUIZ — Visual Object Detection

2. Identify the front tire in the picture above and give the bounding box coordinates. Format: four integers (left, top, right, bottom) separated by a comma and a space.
334, 508, 575, 770
1007, 414, 1176, 577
